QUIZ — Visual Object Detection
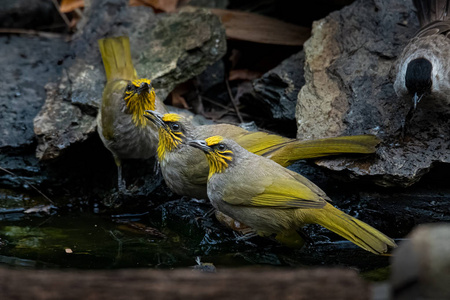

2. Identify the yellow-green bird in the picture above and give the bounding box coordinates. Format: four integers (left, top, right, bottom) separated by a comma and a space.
97, 36, 168, 192
189, 135, 397, 255
144, 110, 380, 201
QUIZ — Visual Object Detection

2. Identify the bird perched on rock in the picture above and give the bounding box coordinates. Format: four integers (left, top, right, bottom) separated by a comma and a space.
97, 36, 168, 192
393, 0, 450, 110
144, 110, 380, 201
189, 135, 397, 255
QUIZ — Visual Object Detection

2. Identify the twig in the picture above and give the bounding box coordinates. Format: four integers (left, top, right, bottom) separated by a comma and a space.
0, 166, 55, 205
109, 230, 123, 261
225, 79, 244, 123
0, 28, 66, 38
51, 0, 72, 29
202, 96, 235, 112
202, 96, 270, 123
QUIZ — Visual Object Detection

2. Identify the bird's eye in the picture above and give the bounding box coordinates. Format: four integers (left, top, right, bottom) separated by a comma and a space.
171, 123, 180, 131
217, 144, 226, 151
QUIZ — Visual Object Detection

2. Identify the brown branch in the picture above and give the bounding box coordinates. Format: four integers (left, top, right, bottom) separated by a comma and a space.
0, 267, 370, 300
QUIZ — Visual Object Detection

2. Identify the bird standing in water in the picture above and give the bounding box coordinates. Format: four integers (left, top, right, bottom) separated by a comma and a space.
189, 136, 397, 255
144, 111, 381, 201
97, 36, 168, 193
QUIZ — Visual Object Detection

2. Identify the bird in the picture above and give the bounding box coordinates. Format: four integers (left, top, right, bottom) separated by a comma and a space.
393, 0, 450, 110
143, 110, 381, 201
188, 135, 397, 255
97, 36, 168, 193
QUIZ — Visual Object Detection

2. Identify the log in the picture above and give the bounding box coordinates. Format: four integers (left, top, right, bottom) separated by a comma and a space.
0, 267, 369, 300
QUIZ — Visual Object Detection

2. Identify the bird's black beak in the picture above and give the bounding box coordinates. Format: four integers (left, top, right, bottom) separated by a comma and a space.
137, 82, 151, 95
144, 110, 165, 128
412, 92, 422, 110
188, 140, 212, 153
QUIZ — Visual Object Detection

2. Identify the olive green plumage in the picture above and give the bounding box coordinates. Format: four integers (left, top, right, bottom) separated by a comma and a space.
144, 111, 380, 200
97, 36, 168, 191
189, 136, 397, 255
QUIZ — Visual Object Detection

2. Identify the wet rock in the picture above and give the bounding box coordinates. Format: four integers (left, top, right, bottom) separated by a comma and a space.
243, 51, 305, 121
0, 36, 69, 148
33, 0, 227, 161
390, 223, 450, 300
0, 0, 62, 29
34, 82, 97, 161
296, 0, 450, 187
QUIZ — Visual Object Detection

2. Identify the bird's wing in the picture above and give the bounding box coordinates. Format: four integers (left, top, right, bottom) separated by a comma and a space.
221, 161, 327, 209
100, 81, 127, 141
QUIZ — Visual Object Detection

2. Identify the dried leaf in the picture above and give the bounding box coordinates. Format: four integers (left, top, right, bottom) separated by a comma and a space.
171, 92, 190, 109
210, 8, 310, 46
60, 0, 85, 13
116, 221, 166, 238
229, 69, 263, 81
129, 0, 179, 12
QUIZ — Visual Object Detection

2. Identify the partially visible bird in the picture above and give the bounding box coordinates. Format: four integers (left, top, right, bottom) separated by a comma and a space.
394, 0, 450, 109
97, 36, 168, 192
144, 110, 381, 201
189, 135, 397, 255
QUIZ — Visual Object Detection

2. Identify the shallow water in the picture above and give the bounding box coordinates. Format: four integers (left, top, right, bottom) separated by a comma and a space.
0, 187, 394, 281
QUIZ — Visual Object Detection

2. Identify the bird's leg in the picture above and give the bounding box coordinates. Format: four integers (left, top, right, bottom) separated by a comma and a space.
203, 207, 216, 218
233, 230, 259, 241
114, 157, 127, 193
152, 159, 161, 176
297, 229, 314, 247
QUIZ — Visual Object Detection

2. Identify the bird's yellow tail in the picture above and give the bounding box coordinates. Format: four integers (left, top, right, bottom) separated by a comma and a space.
98, 36, 137, 82
260, 134, 380, 167
305, 203, 397, 255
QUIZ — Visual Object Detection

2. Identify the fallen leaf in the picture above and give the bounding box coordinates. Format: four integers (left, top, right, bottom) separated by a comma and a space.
116, 221, 166, 238
129, 0, 179, 12
60, 0, 85, 13
229, 69, 263, 81
210, 8, 310, 46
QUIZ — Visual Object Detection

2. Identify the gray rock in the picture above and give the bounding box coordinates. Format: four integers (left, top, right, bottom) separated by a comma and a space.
33, 1, 227, 161
0, 0, 61, 29
296, 0, 450, 187
390, 223, 450, 300
256, 51, 305, 121
0, 35, 69, 148
242, 51, 305, 121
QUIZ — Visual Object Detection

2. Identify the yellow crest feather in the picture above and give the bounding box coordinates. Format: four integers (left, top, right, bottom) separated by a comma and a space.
205, 136, 224, 147
162, 113, 182, 122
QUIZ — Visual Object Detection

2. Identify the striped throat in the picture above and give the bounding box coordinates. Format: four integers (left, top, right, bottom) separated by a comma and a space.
203, 136, 234, 179
157, 113, 185, 161
124, 78, 156, 127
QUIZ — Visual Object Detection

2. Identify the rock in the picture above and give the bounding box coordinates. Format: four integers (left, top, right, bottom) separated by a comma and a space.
0, 36, 69, 148
34, 82, 97, 161
390, 223, 450, 300
296, 0, 450, 187
33, 0, 227, 161
244, 51, 305, 122
0, 0, 62, 29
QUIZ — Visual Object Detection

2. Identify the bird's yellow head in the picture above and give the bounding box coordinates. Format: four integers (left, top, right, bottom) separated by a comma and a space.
124, 78, 156, 127
189, 136, 234, 178
143, 111, 188, 161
